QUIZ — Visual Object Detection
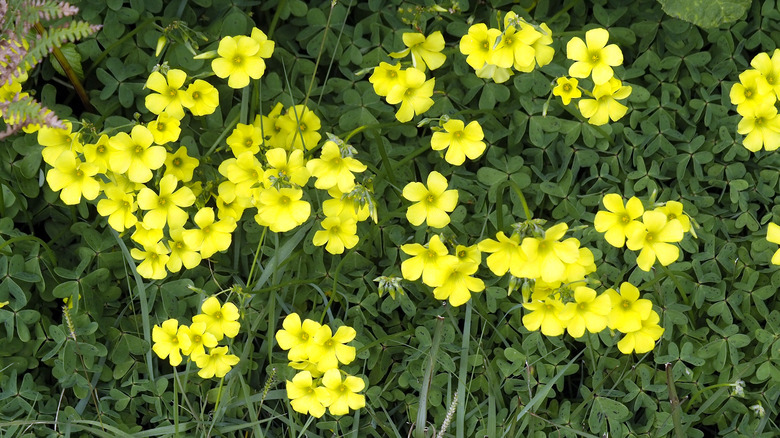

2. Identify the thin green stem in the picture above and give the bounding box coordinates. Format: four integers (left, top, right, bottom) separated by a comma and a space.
267, 0, 288, 39
684, 382, 736, 412
246, 227, 268, 290
320, 246, 358, 324
302, 1, 336, 110
340, 122, 401, 143
204, 114, 239, 158
173, 367, 180, 437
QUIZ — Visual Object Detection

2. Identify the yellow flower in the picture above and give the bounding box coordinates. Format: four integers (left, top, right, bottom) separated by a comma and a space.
306, 140, 367, 192
286, 371, 331, 418
385, 68, 435, 123
136, 174, 195, 229
321, 369, 365, 416
131, 220, 164, 249
475, 63, 513, 83
38, 121, 82, 165
617, 310, 664, 354
0, 301, 7, 309
216, 181, 251, 221
730, 70, 775, 117
131, 241, 170, 280
531, 23, 554, 68
521, 223, 581, 284
46, 151, 101, 205
226, 123, 262, 156
654, 201, 690, 233
264, 148, 310, 187
459, 23, 500, 70
82, 134, 111, 173
179, 321, 218, 357
594, 194, 644, 248
254, 186, 311, 233
192, 296, 241, 341
737, 102, 780, 152
558, 286, 611, 338
219, 151, 266, 192
250, 27, 275, 59
369, 62, 402, 97
432, 261, 485, 307
211, 35, 265, 89
185, 79, 219, 116
626, 211, 684, 271
402, 171, 458, 228
430, 119, 486, 165
563, 246, 597, 284
144, 69, 193, 120
454, 244, 481, 271
166, 227, 202, 272
750, 49, 780, 99
308, 325, 357, 372
254, 102, 289, 149
522, 298, 566, 336
322, 188, 371, 222
393, 31, 446, 71
108, 126, 167, 183
605, 282, 653, 333
477, 232, 527, 277
578, 78, 632, 126
553, 77, 581, 105
164, 146, 199, 182
400, 235, 458, 287
766, 222, 780, 265
193, 346, 240, 379
313, 216, 359, 255
97, 184, 138, 232
275, 313, 322, 361
147, 113, 181, 145
277, 105, 322, 150
183, 207, 236, 258
152, 319, 191, 366
490, 24, 537, 70
566, 28, 623, 85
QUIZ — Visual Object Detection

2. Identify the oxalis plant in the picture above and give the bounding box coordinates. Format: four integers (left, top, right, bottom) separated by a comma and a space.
0, 0, 778, 437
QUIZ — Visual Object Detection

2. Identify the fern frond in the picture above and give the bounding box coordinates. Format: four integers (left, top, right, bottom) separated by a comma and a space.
0, 21, 100, 85
0, 93, 64, 140
0, 36, 28, 86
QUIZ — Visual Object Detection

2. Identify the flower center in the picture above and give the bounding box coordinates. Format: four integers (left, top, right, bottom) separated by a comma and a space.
426, 194, 435, 203
168, 88, 177, 97
280, 196, 290, 205
157, 123, 166, 131
192, 92, 200, 99
233, 56, 242, 65
563, 84, 572, 92
173, 158, 182, 166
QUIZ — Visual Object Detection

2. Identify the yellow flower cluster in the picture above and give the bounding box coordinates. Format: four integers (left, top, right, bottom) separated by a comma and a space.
594, 194, 691, 271
308, 139, 376, 254
275, 313, 365, 417
522, 281, 664, 354
561, 28, 631, 126
401, 235, 484, 306
254, 102, 322, 151
152, 296, 240, 378
459, 11, 553, 83
730, 50, 780, 152
369, 31, 444, 122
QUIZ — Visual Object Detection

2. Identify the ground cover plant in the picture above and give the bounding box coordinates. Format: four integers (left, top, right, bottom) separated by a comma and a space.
0, 0, 779, 436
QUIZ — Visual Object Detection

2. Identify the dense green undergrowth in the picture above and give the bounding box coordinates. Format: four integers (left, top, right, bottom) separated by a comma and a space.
0, 0, 779, 437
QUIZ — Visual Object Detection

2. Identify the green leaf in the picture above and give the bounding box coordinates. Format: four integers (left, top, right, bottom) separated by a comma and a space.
49, 44, 84, 81
656, 0, 750, 28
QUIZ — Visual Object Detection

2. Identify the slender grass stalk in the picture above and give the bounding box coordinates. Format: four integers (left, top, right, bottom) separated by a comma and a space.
414, 315, 445, 438
455, 302, 472, 438
666, 363, 686, 438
